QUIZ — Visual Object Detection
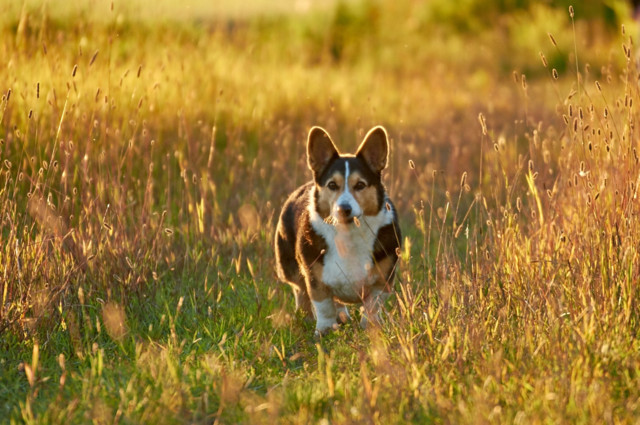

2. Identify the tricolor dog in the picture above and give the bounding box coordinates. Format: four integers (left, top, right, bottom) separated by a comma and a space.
274, 126, 401, 334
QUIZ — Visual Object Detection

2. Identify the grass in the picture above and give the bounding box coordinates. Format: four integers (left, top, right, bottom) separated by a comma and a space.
1, 0, 640, 423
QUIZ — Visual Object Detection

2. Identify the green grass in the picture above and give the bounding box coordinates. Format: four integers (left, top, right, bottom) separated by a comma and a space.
1, 0, 640, 423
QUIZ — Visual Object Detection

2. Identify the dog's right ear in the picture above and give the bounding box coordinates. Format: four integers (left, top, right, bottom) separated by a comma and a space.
307, 126, 339, 177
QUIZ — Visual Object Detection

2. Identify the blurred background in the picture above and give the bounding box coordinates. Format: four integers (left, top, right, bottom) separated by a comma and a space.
1, 0, 637, 315
2, 1, 640, 423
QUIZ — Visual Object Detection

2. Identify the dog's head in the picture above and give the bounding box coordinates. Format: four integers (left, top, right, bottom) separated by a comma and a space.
307, 126, 389, 225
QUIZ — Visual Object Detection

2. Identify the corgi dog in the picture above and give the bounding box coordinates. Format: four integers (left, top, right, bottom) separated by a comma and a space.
274, 126, 401, 334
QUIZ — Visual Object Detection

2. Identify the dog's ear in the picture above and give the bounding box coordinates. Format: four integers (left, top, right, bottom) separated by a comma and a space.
356, 126, 389, 174
307, 126, 339, 177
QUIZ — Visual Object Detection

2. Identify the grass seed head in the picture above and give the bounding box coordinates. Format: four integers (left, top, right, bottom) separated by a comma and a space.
90, 50, 99, 66
539, 52, 548, 67
478, 112, 487, 135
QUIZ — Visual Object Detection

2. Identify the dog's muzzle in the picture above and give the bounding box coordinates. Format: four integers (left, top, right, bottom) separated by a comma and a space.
336, 202, 352, 218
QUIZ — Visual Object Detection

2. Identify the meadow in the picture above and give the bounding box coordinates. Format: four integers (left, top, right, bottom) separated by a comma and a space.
1, 0, 639, 423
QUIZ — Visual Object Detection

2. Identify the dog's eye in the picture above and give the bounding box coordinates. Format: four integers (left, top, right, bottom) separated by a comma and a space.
327, 181, 339, 191
354, 181, 367, 191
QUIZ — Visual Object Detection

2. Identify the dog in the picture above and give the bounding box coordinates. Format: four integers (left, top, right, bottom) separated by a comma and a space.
274, 126, 401, 334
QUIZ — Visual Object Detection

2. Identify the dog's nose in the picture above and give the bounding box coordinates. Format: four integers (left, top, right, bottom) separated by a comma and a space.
337, 203, 352, 217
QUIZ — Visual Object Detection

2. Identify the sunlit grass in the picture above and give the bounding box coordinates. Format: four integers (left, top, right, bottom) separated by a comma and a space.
1, 0, 639, 423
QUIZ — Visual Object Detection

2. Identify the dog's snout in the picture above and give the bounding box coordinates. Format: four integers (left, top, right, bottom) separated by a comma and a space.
337, 203, 352, 217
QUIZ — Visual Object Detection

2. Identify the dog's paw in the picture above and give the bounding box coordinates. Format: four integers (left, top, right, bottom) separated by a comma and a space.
314, 321, 339, 337
359, 315, 369, 329
359, 313, 383, 330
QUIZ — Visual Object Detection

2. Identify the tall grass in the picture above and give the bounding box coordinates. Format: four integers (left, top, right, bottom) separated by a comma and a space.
1, 1, 639, 423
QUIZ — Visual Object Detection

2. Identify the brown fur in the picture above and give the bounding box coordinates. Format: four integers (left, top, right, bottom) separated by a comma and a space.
348, 171, 380, 216
274, 126, 402, 333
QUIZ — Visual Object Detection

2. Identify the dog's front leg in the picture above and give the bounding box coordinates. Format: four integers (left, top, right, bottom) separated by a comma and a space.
312, 296, 338, 334
360, 289, 389, 329
306, 274, 338, 334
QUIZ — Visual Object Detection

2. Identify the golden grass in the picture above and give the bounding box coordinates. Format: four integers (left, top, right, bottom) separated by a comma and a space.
1, 1, 639, 423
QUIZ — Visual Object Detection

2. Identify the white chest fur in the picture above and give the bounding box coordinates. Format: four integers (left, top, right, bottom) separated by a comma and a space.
308, 198, 394, 302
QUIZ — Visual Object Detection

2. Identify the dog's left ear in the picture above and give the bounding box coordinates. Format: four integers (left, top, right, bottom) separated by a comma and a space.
356, 126, 389, 173
307, 126, 340, 177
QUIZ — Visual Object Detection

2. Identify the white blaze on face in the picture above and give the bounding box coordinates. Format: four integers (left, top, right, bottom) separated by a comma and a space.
332, 161, 362, 221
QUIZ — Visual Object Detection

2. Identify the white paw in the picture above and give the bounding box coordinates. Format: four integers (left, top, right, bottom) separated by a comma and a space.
312, 298, 338, 334
359, 308, 382, 329
360, 314, 380, 329
315, 320, 339, 336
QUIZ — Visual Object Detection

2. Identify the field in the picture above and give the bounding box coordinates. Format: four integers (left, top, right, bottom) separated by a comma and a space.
1, 0, 640, 423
